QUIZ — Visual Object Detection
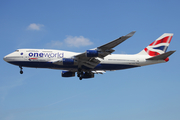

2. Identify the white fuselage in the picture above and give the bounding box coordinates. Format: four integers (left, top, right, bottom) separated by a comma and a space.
3, 49, 166, 71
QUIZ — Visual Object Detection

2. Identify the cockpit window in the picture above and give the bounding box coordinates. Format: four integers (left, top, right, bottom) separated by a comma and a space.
15, 50, 19, 52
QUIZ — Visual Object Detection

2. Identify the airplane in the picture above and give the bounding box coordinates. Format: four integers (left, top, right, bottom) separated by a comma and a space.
3, 31, 176, 80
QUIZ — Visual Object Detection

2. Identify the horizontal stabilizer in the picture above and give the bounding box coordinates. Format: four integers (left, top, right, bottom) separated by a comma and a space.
146, 50, 176, 60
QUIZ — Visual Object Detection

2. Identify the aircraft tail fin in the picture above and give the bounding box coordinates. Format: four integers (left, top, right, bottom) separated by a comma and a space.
138, 33, 174, 56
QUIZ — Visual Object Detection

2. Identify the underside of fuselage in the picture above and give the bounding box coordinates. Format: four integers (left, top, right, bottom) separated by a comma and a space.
8, 61, 139, 71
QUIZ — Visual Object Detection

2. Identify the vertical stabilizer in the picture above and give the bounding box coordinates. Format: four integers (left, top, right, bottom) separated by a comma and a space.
138, 33, 173, 56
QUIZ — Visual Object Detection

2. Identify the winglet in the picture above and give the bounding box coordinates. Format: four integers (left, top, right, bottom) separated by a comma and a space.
146, 50, 176, 61
126, 31, 136, 37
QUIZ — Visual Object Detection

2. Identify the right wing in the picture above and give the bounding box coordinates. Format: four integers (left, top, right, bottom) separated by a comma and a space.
73, 31, 136, 69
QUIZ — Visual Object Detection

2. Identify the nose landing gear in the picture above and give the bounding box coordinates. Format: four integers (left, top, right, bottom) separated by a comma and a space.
19, 66, 23, 74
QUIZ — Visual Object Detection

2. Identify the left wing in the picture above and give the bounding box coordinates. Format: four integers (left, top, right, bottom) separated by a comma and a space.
74, 31, 136, 69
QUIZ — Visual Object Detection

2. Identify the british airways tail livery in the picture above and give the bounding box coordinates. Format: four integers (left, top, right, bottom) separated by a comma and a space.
3, 31, 175, 80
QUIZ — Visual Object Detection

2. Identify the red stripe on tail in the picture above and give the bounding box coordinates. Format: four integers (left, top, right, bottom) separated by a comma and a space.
149, 36, 170, 46
144, 48, 160, 56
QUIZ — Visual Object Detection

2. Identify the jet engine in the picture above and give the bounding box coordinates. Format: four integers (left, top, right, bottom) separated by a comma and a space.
86, 50, 98, 57
81, 72, 94, 79
61, 71, 75, 77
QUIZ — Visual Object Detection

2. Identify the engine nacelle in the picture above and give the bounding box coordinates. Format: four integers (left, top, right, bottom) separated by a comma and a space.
81, 72, 94, 79
63, 58, 74, 65
62, 71, 75, 77
86, 50, 98, 57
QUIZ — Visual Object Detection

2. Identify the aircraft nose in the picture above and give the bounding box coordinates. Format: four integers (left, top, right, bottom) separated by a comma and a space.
3, 56, 8, 62
3, 54, 11, 62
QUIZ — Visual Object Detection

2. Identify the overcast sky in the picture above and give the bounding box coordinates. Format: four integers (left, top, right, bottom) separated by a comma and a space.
1, 0, 180, 120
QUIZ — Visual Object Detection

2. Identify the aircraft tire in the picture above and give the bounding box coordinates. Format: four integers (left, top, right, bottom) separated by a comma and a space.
20, 71, 23, 74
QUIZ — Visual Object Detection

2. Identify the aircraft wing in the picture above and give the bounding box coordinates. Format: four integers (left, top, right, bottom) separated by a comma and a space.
74, 31, 136, 69
97, 31, 136, 51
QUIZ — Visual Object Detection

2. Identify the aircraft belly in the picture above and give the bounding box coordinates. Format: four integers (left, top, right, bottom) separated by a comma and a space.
94, 64, 139, 70
9, 61, 139, 71
8, 61, 78, 69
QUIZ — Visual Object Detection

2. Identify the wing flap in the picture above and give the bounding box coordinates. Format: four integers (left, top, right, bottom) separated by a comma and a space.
80, 58, 100, 69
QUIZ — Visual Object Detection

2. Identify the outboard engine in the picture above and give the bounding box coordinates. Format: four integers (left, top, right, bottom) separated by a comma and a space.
86, 50, 98, 57
81, 72, 94, 79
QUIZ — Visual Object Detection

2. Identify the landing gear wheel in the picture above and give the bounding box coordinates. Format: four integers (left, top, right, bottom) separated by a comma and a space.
20, 71, 23, 74
19, 66, 23, 74
77, 68, 83, 80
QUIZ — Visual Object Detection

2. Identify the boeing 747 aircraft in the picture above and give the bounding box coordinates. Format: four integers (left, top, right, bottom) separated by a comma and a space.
3, 31, 175, 80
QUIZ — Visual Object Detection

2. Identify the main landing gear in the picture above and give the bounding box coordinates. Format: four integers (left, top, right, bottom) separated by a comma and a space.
19, 66, 23, 74
77, 68, 83, 80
